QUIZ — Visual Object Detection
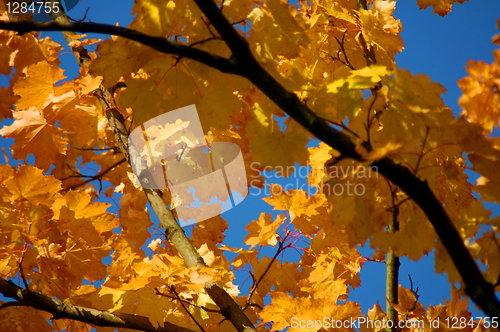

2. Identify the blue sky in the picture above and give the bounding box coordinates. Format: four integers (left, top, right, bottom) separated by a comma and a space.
1, 0, 500, 324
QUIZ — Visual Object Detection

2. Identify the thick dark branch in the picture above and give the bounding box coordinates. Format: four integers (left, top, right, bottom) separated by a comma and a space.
0, 20, 239, 76
0, 277, 196, 332
190, 0, 250, 61
190, 0, 368, 159
374, 158, 500, 317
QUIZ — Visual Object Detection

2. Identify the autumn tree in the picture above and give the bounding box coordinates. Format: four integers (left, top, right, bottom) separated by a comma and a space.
0, 0, 500, 331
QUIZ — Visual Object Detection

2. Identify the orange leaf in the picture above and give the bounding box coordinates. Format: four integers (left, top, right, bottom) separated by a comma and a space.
4, 165, 61, 206
0, 109, 68, 170
416, 0, 468, 17
13, 60, 66, 110
245, 213, 284, 248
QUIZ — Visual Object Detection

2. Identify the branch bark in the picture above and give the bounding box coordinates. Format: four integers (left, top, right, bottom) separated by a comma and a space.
386, 198, 400, 332
0, 277, 196, 332
0, 21, 239, 76
0, 0, 499, 321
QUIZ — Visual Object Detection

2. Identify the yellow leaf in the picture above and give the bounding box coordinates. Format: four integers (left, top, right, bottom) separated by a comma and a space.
245, 213, 284, 248
470, 232, 500, 284
197, 243, 216, 266
266, 0, 310, 59
90, 37, 158, 87
13, 61, 65, 110
4, 165, 61, 206
458, 60, 500, 133
248, 118, 310, 168
0, 86, 16, 120
0, 31, 14, 76
356, 140, 402, 161
0, 109, 68, 170
308, 142, 336, 187
444, 284, 470, 318
260, 292, 361, 332
358, 0, 403, 58
59, 105, 99, 147
52, 191, 118, 246
383, 68, 446, 114
78, 75, 103, 96
327, 65, 391, 92
120, 206, 153, 247
416, 0, 468, 17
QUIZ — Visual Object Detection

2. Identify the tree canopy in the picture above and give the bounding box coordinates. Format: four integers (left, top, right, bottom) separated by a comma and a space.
0, 0, 500, 331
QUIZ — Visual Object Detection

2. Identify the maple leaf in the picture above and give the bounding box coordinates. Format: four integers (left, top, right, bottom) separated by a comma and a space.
263, 185, 327, 222
384, 68, 446, 114
386, 285, 426, 316
3, 165, 61, 206
245, 213, 285, 248
59, 105, 99, 147
445, 284, 471, 318
0, 86, 16, 120
470, 232, 500, 284
359, 303, 387, 332
458, 60, 500, 133
358, 0, 403, 60
13, 60, 66, 110
371, 202, 436, 260
265, 0, 310, 59
327, 65, 391, 92
416, 0, 469, 17
0, 30, 14, 76
307, 142, 337, 187
90, 37, 158, 87
0, 109, 68, 170
51, 191, 118, 247
247, 116, 310, 168
260, 292, 361, 332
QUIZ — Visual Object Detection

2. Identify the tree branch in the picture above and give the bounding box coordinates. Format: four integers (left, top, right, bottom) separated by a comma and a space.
0, 277, 196, 332
386, 182, 400, 332
0, 20, 239, 77
61, 157, 126, 191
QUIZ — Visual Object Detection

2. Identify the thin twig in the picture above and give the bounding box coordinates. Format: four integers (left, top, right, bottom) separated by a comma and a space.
320, 116, 361, 138
0, 301, 34, 310
17, 262, 30, 292
407, 275, 420, 315
243, 238, 288, 311
75, 147, 118, 152
330, 32, 355, 70
155, 288, 221, 313
169, 285, 207, 332
365, 91, 378, 144
61, 158, 127, 192
189, 36, 222, 48
414, 126, 430, 174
